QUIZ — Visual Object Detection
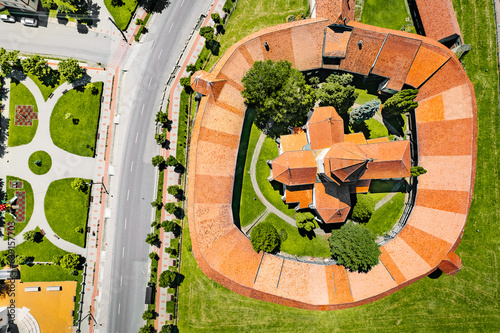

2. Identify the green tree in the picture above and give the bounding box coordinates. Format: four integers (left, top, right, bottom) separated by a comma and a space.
165, 156, 178, 166
14, 255, 29, 265
199, 26, 215, 41
23, 230, 38, 243
55, 0, 78, 13
410, 166, 427, 177
351, 194, 375, 223
75, 226, 84, 234
85, 82, 99, 95
145, 232, 159, 245
159, 270, 176, 288
21, 55, 50, 79
0, 48, 19, 77
317, 73, 358, 115
71, 178, 87, 192
211, 12, 221, 24
162, 219, 181, 235
179, 77, 191, 87
295, 212, 318, 232
242, 60, 316, 129
328, 222, 381, 272
152, 155, 165, 167
151, 198, 163, 209
155, 111, 169, 127
186, 64, 197, 74
165, 246, 178, 257
382, 89, 419, 116
160, 324, 178, 333
60, 253, 80, 270
52, 255, 62, 265
155, 130, 169, 146
142, 309, 154, 320
58, 58, 83, 83
149, 252, 159, 261
167, 185, 181, 196
250, 222, 280, 253
349, 99, 380, 125
164, 202, 178, 215
139, 324, 154, 333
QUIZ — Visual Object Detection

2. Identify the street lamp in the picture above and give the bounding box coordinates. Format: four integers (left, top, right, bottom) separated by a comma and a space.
76, 312, 100, 332
86, 180, 111, 196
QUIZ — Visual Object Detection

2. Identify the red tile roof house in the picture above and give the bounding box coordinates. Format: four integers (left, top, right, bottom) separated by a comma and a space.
271, 106, 411, 223
187, 0, 476, 310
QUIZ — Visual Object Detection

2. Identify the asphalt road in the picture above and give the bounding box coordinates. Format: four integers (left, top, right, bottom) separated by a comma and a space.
106, 0, 211, 332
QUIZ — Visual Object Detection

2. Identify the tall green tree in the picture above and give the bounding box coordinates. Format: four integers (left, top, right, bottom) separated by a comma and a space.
0, 48, 19, 77
351, 194, 375, 223
349, 99, 380, 125
382, 89, 419, 116
317, 73, 358, 115
295, 212, 318, 232
250, 222, 280, 253
21, 55, 50, 79
328, 222, 381, 272
58, 58, 83, 83
242, 60, 316, 129
60, 253, 80, 270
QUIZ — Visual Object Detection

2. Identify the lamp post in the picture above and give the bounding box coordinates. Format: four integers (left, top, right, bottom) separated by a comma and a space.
76, 312, 99, 332
85, 181, 111, 196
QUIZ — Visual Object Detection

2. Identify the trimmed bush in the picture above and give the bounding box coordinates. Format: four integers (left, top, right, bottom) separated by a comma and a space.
250, 222, 280, 253
351, 194, 375, 223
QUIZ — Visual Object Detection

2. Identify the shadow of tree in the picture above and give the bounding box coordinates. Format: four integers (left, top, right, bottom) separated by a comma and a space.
140, 0, 171, 13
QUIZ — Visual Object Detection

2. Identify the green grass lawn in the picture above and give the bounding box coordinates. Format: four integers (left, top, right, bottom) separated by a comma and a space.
15, 227, 70, 262
256, 135, 297, 218
205, 0, 309, 70
50, 82, 103, 157
350, 117, 389, 139
27, 72, 63, 101
178, 0, 500, 330
236, 110, 266, 227
21, 264, 78, 282
362, 192, 405, 236
44, 178, 90, 248
104, 0, 138, 30
8, 79, 38, 147
28, 150, 52, 175
360, 0, 410, 31
261, 213, 331, 257
4, 176, 34, 238
176, 90, 189, 166
355, 88, 380, 105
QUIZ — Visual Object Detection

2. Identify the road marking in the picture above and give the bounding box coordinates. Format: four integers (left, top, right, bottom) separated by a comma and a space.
127, 190, 130, 201
118, 303, 121, 315
122, 247, 125, 258
169, 22, 174, 32
158, 49, 163, 59
120, 275, 123, 286
135, 132, 139, 143
141, 104, 145, 115
180, 0, 184, 7
130, 161, 134, 172
148, 76, 153, 86
124, 218, 127, 230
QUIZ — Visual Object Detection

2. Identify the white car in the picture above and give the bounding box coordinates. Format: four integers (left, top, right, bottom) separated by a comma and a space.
20, 17, 37, 27
0, 14, 16, 23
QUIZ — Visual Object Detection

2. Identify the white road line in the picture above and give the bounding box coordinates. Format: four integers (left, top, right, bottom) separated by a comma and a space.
127, 190, 130, 201
124, 218, 127, 230
180, 0, 184, 7
122, 247, 125, 258
148, 76, 153, 86
118, 303, 121, 315
120, 275, 123, 286
135, 132, 139, 143
169, 22, 174, 32
158, 49, 163, 59
130, 161, 134, 172
141, 104, 145, 115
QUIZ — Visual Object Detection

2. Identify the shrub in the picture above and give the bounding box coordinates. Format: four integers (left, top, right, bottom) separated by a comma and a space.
164, 203, 178, 215
250, 222, 280, 253
166, 300, 175, 314
52, 255, 62, 265
165, 246, 178, 257
142, 309, 154, 320
165, 156, 178, 166
160, 324, 178, 333
71, 178, 87, 192
149, 252, 159, 261
349, 99, 380, 125
14, 255, 28, 265
139, 324, 154, 333
199, 26, 215, 41
85, 82, 99, 95
23, 230, 38, 243
382, 89, 419, 116
58, 58, 83, 83
145, 232, 159, 245
211, 12, 221, 24
410, 166, 427, 177
351, 194, 375, 223
151, 198, 163, 209
186, 64, 197, 74
159, 270, 176, 288
328, 222, 381, 272
75, 226, 84, 234
179, 77, 191, 87
295, 212, 318, 232
167, 185, 181, 196
278, 228, 288, 242
152, 155, 165, 167
60, 253, 80, 270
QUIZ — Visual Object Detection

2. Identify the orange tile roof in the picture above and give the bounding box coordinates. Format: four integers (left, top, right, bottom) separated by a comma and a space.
344, 132, 367, 145
359, 140, 411, 179
281, 130, 308, 152
308, 106, 344, 150
191, 70, 227, 100
415, 0, 462, 42
286, 184, 313, 209
324, 142, 367, 181
272, 150, 317, 185
314, 182, 351, 223
316, 0, 354, 24
323, 26, 352, 58
340, 27, 387, 75
365, 137, 389, 144
405, 44, 450, 88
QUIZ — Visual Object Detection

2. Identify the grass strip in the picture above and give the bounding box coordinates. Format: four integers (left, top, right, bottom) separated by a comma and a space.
104, 0, 138, 30
176, 90, 189, 166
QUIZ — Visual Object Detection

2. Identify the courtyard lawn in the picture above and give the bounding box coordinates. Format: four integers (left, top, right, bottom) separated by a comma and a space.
360, 0, 410, 31
178, 0, 500, 330
15, 227, 70, 262
205, 0, 309, 70
28, 150, 52, 175
4, 176, 34, 237
256, 135, 297, 218
355, 88, 380, 105
261, 213, 331, 257
235, 110, 266, 227
44, 178, 90, 248
104, 0, 138, 30
362, 192, 405, 236
8, 79, 38, 147
27, 72, 63, 101
50, 82, 103, 157
350, 117, 389, 139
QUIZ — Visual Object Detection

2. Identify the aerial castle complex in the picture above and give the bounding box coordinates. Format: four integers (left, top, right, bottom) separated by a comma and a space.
188, 0, 476, 310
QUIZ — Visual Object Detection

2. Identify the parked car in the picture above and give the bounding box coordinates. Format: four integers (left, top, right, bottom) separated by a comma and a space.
20, 17, 37, 27
0, 14, 16, 23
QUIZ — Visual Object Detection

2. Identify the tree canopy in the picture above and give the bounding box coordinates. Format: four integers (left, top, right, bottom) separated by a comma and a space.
351, 194, 375, 223
250, 222, 280, 253
317, 73, 358, 115
21, 55, 50, 79
328, 222, 381, 272
295, 212, 318, 232
159, 270, 177, 288
58, 58, 83, 83
241, 60, 316, 130
349, 99, 380, 125
60, 253, 80, 270
0, 48, 19, 77
382, 89, 419, 116
410, 166, 427, 177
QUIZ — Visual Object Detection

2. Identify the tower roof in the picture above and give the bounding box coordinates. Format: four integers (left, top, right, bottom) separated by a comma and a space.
314, 182, 351, 223
272, 151, 317, 186
308, 106, 344, 150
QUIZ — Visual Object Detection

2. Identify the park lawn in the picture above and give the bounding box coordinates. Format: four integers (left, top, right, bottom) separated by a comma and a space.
15, 227, 70, 262
360, 0, 409, 31
362, 192, 405, 236
44, 178, 90, 248
4, 176, 34, 238
262, 213, 331, 257
8, 79, 38, 147
256, 135, 297, 218
237, 111, 266, 227
28, 150, 52, 175
21, 264, 78, 282
104, 0, 138, 30
205, 0, 309, 70
350, 117, 389, 139
176, 90, 189, 166
178, 0, 500, 331
27, 72, 63, 101
50, 82, 103, 157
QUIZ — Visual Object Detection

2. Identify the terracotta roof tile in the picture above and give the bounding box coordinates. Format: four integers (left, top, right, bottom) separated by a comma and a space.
399, 224, 452, 267
316, 0, 355, 23
323, 27, 352, 58
415, 0, 462, 42
405, 44, 450, 88
286, 185, 313, 209
416, 60, 468, 101
281, 130, 308, 152
194, 174, 234, 204
415, 189, 470, 214
417, 118, 473, 156
344, 132, 367, 145
324, 142, 367, 181
308, 106, 344, 150
260, 28, 296, 66
359, 140, 411, 179
371, 34, 421, 91
314, 182, 351, 223
200, 100, 244, 136
272, 151, 317, 185
365, 137, 389, 144
199, 126, 240, 149
219, 48, 254, 86
276, 260, 326, 303
415, 94, 445, 123
340, 27, 387, 75
352, 179, 371, 193
382, 237, 432, 281
291, 21, 327, 70
348, 262, 398, 301
191, 70, 227, 100
418, 155, 472, 191
441, 84, 474, 120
